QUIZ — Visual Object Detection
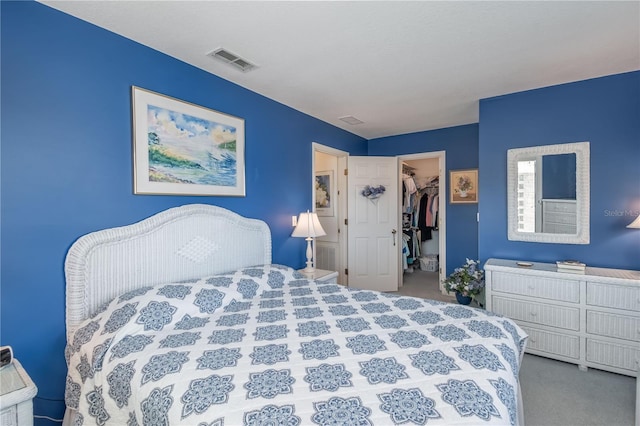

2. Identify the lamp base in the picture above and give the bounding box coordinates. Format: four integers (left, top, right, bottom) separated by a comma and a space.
304, 237, 315, 274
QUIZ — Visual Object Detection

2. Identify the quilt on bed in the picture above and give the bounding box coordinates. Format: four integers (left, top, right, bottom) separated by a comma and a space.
65, 264, 528, 426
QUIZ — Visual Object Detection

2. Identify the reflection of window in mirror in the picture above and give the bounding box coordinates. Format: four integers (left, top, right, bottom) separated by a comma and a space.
517, 160, 536, 232
516, 154, 578, 234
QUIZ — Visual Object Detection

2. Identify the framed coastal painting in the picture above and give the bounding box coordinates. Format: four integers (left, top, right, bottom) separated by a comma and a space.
132, 86, 245, 196
450, 169, 478, 204
315, 170, 334, 216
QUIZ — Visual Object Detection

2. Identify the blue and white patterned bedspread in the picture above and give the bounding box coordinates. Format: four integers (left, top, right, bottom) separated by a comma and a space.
66, 264, 528, 425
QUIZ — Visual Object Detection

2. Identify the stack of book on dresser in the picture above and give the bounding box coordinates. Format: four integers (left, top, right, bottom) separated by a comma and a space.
556, 260, 586, 273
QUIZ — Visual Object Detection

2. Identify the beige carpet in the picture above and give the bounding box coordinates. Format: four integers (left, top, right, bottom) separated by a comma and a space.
394, 268, 455, 303
395, 268, 637, 426
520, 353, 635, 426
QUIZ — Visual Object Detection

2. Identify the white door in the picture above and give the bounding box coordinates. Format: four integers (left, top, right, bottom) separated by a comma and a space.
347, 156, 399, 291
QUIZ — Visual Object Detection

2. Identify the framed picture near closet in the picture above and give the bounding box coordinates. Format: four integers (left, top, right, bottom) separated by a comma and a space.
315, 170, 334, 216
450, 169, 478, 204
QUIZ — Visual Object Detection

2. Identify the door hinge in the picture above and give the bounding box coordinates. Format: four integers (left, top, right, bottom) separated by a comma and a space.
344, 219, 348, 226
345, 268, 348, 275
344, 169, 348, 176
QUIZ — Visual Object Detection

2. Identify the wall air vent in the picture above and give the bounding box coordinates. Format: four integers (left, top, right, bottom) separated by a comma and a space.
207, 48, 257, 72
339, 115, 364, 125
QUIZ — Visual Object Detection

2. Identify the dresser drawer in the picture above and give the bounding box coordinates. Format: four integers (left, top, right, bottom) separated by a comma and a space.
490, 272, 579, 303
586, 339, 640, 373
586, 282, 640, 312
543, 200, 576, 213
0, 406, 17, 426
0, 400, 32, 426
492, 296, 580, 330
542, 222, 577, 234
586, 310, 640, 343
520, 325, 580, 359
543, 211, 576, 225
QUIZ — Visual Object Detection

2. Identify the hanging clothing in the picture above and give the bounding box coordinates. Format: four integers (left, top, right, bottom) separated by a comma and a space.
402, 173, 439, 270
402, 174, 417, 213
401, 233, 410, 270
417, 187, 439, 241
428, 193, 439, 228
418, 194, 431, 241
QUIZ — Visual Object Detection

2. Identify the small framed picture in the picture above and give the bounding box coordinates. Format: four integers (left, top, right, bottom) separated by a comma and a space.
315, 171, 334, 216
450, 169, 478, 204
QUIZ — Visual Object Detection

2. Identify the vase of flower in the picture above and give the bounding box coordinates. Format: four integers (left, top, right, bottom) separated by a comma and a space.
443, 258, 485, 306
459, 190, 468, 198
455, 291, 473, 305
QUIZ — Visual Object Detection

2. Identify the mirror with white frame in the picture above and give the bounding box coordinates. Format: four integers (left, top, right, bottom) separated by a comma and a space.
507, 141, 590, 244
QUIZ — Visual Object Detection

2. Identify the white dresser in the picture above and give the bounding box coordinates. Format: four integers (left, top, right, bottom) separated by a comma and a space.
485, 258, 640, 377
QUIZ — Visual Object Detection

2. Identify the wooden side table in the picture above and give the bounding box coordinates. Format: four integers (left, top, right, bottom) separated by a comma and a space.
0, 359, 37, 426
298, 268, 339, 284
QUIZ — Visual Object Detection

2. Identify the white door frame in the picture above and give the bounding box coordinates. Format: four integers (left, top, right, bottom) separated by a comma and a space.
397, 151, 447, 293
312, 142, 348, 284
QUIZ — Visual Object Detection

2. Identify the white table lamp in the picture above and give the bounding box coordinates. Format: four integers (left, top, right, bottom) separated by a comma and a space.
292, 210, 326, 273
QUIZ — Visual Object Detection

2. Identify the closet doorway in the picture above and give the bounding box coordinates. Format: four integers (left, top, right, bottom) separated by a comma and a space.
398, 151, 446, 293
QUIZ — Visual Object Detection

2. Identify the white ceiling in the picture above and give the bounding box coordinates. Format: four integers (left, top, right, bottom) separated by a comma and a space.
39, 1, 640, 140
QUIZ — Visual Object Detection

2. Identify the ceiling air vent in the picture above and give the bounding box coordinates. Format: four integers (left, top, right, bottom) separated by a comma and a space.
339, 115, 364, 125
207, 48, 257, 72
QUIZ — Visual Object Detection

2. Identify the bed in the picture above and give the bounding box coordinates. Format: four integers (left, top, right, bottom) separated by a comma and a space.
63, 204, 528, 425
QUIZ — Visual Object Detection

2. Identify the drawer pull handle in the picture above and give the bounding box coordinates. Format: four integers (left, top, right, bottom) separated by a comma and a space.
529, 312, 537, 317
527, 286, 534, 290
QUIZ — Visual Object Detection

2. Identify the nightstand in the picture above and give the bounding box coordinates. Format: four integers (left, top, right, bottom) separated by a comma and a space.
0, 359, 37, 426
298, 269, 339, 284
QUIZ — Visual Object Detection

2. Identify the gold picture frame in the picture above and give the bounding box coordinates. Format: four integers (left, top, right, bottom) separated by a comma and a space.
450, 169, 478, 204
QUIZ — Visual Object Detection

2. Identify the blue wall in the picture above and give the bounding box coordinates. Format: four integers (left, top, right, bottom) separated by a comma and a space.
478, 71, 640, 269
368, 124, 480, 273
3, 2, 640, 422
1, 2, 366, 421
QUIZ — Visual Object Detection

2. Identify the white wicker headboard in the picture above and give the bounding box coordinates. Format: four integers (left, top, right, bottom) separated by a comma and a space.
64, 204, 271, 342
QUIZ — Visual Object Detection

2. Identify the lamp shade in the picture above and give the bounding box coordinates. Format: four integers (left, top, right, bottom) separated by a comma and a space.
627, 214, 640, 229
292, 211, 326, 238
